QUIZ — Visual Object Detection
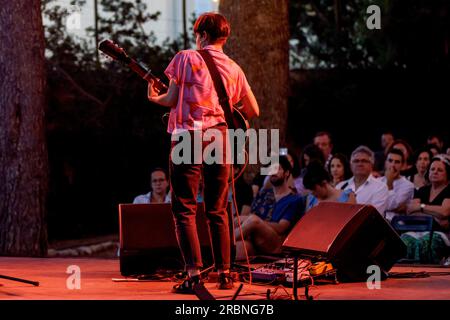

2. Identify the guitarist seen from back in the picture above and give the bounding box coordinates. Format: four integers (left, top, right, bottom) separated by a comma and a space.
147, 12, 259, 294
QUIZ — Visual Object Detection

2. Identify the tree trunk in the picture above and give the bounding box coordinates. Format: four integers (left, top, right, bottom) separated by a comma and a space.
219, 0, 290, 178
0, 1, 48, 256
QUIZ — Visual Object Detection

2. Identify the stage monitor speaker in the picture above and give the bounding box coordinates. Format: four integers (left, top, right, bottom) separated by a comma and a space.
282, 202, 406, 282
118, 202, 234, 276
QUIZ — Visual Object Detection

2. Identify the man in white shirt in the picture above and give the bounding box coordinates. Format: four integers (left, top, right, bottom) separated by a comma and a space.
336, 145, 389, 215
379, 148, 415, 221
133, 168, 171, 204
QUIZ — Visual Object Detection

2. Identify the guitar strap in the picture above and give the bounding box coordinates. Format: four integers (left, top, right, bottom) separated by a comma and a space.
197, 49, 236, 130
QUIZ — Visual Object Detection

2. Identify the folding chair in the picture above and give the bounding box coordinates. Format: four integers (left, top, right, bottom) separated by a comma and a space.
391, 215, 434, 263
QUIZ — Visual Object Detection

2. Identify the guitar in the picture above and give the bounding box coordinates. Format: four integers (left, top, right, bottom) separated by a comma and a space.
98, 39, 249, 132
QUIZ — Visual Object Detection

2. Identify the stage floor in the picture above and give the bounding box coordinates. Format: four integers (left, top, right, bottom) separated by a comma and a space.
1, 257, 449, 300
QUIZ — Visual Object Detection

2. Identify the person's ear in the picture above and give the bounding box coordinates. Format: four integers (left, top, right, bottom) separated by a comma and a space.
201, 31, 209, 42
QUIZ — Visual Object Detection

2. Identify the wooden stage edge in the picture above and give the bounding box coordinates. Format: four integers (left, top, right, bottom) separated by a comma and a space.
0, 257, 449, 300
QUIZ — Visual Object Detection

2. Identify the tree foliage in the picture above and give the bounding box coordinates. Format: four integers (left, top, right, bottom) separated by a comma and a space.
42, 0, 184, 239
289, 0, 449, 69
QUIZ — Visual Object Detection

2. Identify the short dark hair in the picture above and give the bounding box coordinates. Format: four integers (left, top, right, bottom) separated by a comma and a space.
387, 148, 405, 163
303, 161, 331, 190
278, 155, 293, 175
390, 139, 413, 163
314, 131, 332, 142
150, 167, 168, 180
193, 12, 230, 43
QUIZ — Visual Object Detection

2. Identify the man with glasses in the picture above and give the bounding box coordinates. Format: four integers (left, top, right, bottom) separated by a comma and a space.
133, 168, 171, 204
336, 146, 389, 215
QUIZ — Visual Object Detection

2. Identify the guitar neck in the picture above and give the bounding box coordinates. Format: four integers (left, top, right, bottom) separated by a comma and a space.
128, 58, 168, 92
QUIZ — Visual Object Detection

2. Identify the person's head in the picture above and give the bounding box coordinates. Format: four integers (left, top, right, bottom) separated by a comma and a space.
301, 144, 325, 168
303, 161, 332, 199
427, 155, 450, 186
194, 12, 230, 49
328, 153, 352, 184
384, 148, 405, 179
313, 131, 333, 159
427, 144, 441, 156
283, 148, 301, 178
413, 147, 433, 175
150, 168, 169, 195
391, 139, 413, 168
447, 147, 450, 156
427, 134, 444, 151
381, 131, 395, 150
350, 145, 375, 179
269, 156, 292, 187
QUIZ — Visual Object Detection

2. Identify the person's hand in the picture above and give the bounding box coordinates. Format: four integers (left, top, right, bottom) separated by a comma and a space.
406, 199, 420, 214
394, 203, 407, 213
384, 167, 398, 189
147, 79, 160, 101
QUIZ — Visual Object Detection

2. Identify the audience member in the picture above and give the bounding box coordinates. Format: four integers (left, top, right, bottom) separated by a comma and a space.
251, 148, 303, 197
374, 130, 395, 174
427, 134, 444, 152
313, 131, 334, 169
427, 144, 441, 156
285, 149, 304, 194
403, 155, 450, 263
300, 143, 325, 173
336, 146, 389, 215
235, 156, 305, 260
391, 139, 415, 176
407, 148, 433, 190
327, 153, 352, 187
133, 168, 171, 203
379, 148, 414, 221
303, 161, 356, 210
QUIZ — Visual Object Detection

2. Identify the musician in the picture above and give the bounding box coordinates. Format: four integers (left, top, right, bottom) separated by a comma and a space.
147, 12, 259, 294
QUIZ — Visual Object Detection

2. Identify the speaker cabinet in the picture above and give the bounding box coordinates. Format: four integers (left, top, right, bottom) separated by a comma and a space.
282, 202, 406, 282
119, 202, 234, 276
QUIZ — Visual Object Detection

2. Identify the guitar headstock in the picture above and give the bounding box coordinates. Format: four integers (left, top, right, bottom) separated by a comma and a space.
98, 39, 131, 64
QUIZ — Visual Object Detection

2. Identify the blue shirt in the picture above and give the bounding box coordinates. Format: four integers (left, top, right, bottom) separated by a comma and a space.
251, 188, 306, 223
306, 189, 353, 211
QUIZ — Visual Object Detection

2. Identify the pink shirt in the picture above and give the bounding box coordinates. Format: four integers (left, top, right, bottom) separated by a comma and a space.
164, 45, 251, 134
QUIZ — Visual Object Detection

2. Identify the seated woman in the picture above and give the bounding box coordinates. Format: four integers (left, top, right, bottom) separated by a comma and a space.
406, 147, 433, 190
327, 153, 352, 187
303, 161, 356, 210
404, 155, 450, 263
